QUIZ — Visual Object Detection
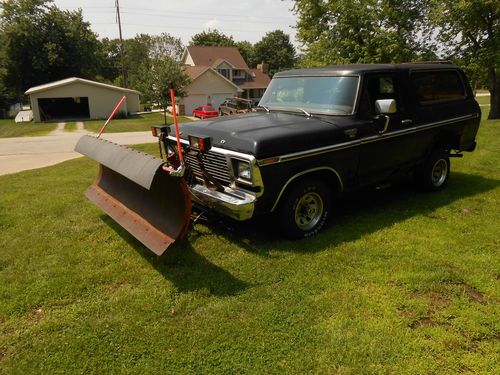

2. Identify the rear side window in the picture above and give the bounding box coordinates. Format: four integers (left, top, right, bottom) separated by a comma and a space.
411, 71, 466, 103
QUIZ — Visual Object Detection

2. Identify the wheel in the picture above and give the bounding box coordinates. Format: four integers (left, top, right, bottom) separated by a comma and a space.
276, 179, 331, 239
416, 149, 450, 191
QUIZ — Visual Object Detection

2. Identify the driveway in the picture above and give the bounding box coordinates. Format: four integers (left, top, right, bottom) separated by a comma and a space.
0, 131, 157, 176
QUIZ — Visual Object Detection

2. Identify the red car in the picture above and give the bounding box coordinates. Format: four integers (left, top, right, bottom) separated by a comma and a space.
192, 105, 218, 120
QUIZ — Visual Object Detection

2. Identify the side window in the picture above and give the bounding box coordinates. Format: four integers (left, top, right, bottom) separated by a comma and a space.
357, 74, 400, 118
412, 71, 465, 103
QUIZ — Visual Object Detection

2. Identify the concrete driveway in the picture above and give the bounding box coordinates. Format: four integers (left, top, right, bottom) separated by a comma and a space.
0, 131, 157, 176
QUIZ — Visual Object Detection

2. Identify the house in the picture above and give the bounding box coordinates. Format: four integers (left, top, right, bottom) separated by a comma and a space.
25, 77, 140, 122
180, 46, 271, 115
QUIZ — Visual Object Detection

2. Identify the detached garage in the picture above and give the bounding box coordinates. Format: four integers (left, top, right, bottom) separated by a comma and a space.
25, 77, 140, 122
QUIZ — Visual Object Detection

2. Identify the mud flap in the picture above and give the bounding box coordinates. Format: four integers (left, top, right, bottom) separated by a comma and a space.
75, 135, 191, 255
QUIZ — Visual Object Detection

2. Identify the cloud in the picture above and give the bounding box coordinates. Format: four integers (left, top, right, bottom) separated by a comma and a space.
204, 18, 220, 29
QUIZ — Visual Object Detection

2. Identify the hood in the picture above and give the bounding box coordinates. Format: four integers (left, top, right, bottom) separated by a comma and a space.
178, 112, 346, 158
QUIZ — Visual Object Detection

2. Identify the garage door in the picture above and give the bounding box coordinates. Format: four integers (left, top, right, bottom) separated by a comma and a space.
38, 97, 90, 121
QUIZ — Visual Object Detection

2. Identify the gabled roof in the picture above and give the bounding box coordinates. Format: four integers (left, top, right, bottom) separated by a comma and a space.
239, 68, 272, 89
25, 77, 140, 95
185, 46, 249, 70
212, 58, 236, 69
183, 65, 242, 92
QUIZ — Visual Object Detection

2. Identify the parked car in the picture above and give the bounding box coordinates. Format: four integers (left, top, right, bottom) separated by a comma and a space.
218, 98, 252, 116
155, 63, 481, 239
192, 105, 218, 119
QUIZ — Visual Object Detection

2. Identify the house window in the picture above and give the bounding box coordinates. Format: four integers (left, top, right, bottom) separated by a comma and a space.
218, 69, 229, 79
233, 70, 245, 79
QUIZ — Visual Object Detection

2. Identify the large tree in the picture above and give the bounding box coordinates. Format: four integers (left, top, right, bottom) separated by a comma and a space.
252, 30, 296, 75
235, 40, 255, 66
0, 0, 101, 99
99, 32, 185, 89
429, 0, 499, 119
134, 57, 190, 114
190, 29, 236, 47
132, 33, 189, 111
292, 0, 430, 66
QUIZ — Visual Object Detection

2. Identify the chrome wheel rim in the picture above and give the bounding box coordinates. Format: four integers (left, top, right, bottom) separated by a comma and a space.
294, 192, 323, 231
431, 159, 448, 187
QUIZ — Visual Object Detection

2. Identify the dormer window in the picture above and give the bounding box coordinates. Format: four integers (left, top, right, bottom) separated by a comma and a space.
218, 69, 230, 79
233, 70, 245, 79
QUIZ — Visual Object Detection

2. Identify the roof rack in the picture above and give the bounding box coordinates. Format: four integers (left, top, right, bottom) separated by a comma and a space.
402, 61, 454, 65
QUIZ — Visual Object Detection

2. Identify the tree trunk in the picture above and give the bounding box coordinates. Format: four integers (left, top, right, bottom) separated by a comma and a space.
487, 66, 500, 119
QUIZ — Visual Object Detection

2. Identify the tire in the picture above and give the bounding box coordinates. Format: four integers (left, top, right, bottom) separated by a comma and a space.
276, 179, 331, 239
416, 149, 450, 191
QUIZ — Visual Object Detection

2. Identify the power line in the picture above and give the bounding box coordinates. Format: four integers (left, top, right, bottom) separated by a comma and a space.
91, 22, 296, 35
60, 6, 296, 21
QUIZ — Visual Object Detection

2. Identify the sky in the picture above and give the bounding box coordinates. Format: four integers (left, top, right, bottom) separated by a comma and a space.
51, 0, 300, 47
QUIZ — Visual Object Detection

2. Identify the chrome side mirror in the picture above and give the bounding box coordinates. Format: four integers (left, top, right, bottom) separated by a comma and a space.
375, 99, 397, 114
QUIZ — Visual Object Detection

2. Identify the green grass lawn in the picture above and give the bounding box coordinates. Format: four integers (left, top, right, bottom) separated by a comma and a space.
62, 122, 78, 132
476, 95, 490, 106
0, 113, 191, 138
0, 115, 498, 373
82, 112, 191, 133
0, 119, 57, 138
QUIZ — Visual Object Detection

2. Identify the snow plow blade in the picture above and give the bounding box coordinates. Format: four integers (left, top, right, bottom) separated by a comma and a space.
75, 135, 191, 256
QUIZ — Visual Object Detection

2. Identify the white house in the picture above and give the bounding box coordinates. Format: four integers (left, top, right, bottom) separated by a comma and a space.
25, 77, 140, 122
180, 46, 271, 115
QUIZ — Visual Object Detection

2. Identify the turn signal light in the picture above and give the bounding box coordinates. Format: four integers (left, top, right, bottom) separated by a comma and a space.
188, 135, 212, 153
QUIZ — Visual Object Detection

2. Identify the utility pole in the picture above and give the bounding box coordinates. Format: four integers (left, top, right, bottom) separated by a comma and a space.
115, 0, 126, 87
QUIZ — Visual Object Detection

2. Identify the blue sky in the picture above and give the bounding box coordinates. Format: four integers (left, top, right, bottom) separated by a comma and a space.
51, 0, 299, 46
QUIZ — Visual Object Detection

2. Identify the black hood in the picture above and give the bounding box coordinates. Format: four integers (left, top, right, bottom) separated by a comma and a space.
178, 112, 346, 158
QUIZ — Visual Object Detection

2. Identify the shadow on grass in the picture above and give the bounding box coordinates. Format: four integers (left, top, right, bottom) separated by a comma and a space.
195, 172, 500, 255
101, 216, 248, 297
98, 172, 497, 294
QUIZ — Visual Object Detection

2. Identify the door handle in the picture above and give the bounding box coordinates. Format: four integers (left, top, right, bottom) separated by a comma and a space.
401, 119, 413, 126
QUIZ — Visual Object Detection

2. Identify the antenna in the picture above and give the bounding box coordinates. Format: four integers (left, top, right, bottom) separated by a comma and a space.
115, 0, 127, 87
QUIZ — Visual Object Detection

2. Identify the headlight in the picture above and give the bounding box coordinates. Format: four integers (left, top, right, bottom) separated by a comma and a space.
235, 160, 252, 181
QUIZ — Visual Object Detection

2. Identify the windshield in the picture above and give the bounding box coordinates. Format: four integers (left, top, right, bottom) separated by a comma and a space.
259, 76, 359, 115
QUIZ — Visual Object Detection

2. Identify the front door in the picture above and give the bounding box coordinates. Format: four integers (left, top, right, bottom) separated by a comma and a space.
356, 73, 416, 186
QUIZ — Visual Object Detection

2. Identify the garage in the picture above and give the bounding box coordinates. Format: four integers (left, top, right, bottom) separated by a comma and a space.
182, 66, 240, 115
38, 97, 90, 121
26, 77, 140, 122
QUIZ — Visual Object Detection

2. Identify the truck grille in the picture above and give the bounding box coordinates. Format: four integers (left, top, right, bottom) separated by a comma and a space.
184, 150, 232, 184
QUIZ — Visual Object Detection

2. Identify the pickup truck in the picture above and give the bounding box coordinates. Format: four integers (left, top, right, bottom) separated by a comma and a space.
218, 97, 253, 116
158, 63, 481, 239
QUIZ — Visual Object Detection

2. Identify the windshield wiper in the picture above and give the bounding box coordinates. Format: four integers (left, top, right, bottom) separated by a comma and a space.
297, 108, 311, 117
257, 105, 270, 112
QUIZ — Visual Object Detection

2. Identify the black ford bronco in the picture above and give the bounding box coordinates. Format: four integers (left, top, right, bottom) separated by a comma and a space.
157, 63, 481, 239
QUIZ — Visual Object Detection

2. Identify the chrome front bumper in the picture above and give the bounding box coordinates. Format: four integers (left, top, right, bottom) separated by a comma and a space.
189, 184, 256, 221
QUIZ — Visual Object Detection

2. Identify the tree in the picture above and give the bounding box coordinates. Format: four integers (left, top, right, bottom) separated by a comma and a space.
429, 0, 499, 119
235, 40, 254, 66
190, 29, 235, 46
134, 56, 190, 114
252, 30, 296, 75
97, 37, 122, 84
292, 0, 430, 66
0, 0, 102, 99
